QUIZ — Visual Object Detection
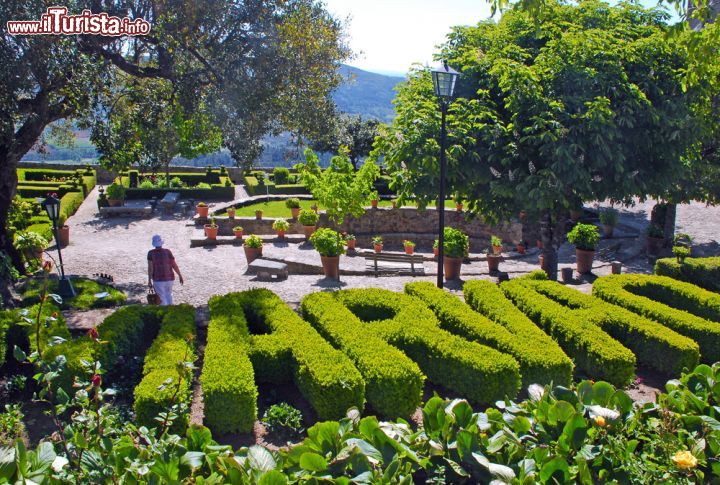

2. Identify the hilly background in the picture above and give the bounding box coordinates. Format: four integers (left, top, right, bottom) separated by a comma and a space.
22, 65, 404, 168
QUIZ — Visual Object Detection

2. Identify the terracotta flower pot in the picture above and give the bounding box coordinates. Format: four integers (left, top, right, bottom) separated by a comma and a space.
108, 198, 123, 207
456, 203, 463, 212
58, 225, 70, 248
646, 236, 664, 256
492, 245, 502, 255
205, 225, 219, 240
561, 267, 574, 283
603, 224, 614, 238
196, 205, 209, 217
303, 225, 316, 240
576, 248, 594, 274
516, 244, 525, 254
346, 239, 356, 250
487, 254, 501, 273
404, 246, 415, 255
227, 208, 236, 218
244, 246, 261, 264
392, 201, 397, 209
444, 256, 463, 280
276, 230, 285, 239
233, 230, 243, 239
320, 255, 340, 279
374, 244, 383, 253
371, 199, 378, 209
255, 210, 263, 220
539, 254, 544, 267
433, 247, 439, 257
291, 207, 300, 219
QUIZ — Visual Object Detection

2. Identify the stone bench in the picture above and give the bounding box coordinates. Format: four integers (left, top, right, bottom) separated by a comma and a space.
248, 258, 289, 280
99, 206, 152, 218
159, 192, 181, 213
364, 252, 425, 276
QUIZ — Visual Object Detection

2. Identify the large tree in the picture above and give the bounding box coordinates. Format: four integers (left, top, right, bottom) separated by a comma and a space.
376, 0, 716, 279
310, 114, 382, 170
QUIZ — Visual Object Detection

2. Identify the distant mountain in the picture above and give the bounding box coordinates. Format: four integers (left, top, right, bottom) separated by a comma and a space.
333, 65, 404, 123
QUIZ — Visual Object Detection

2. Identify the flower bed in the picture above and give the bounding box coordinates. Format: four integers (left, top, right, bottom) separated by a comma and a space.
655, 256, 720, 293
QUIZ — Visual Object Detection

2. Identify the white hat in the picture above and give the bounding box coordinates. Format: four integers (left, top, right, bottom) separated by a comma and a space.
151, 235, 164, 247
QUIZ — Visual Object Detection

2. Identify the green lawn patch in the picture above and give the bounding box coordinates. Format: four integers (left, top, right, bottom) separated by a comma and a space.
22, 277, 126, 310
219, 199, 458, 218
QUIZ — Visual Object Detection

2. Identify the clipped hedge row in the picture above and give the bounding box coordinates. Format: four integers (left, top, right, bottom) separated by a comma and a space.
655, 257, 720, 293
501, 278, 637, 386
301, 292, 425, 417
200, 294, 258, 433
593, 274, 720, 363
134, 305, 196, 430
244, 174, 309, 196
526, 278, 699, 376
328, 289, 521, 406
236, 289, 365, 420
410, 280, 573, 387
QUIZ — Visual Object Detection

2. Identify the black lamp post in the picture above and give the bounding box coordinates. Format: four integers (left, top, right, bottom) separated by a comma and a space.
431, 61, 459, 288
41, 194, 75, 297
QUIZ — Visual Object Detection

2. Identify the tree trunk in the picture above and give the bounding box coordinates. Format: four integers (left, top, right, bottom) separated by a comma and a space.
0, 148, 25, 306
663, 203, 677, 247
540, 210, 558, 281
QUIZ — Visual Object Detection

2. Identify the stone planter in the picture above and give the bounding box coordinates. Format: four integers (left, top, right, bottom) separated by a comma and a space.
576, 248, 594, 274
603, 224, 614, 238
303, 225, 316, 240
320, 255, 340, 279
205, 225, 219, 240
58, 225, 70, 247
196, 205, 209, 217
646, 236, 664, 256
444, 257, 463, 280
108, 198, 123, 207
244, 246, 262, 264
487, 254, 501, 273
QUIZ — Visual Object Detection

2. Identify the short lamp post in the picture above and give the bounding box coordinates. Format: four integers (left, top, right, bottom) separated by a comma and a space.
431, 61, 459, 288
42, 195, 75, 297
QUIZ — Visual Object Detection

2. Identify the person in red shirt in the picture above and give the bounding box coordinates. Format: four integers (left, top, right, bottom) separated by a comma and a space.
147, 234, 184, 305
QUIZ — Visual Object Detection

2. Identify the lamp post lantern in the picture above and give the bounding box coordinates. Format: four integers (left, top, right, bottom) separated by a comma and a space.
42, 194, 75, 297
431, 61, 459, 288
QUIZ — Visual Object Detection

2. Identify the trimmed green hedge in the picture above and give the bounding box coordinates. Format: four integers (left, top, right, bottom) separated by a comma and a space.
325, 289, 521, 407
655, 257, 720, 293
134, 305, 196, 431
408, 280, 572, 387
200, 294, 258, 433
235, 289, 365, 420
593, 274, 720, 363
501, 279, 637, 386
243, 174, 309, 196
301, 292, 425, 417
525, 278, 699, 376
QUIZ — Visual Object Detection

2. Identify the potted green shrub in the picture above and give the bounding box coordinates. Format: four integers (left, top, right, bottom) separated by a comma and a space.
372, 235, 383, 253
272, 219, 290, 238
298, 210, 319, 240
255, 209, 263, 220
486, 249, 502, 273
196, 202, 209, 218
205, 217, 219, 240
646, 224, 664, 256
345, 233, 356, 251
370, 192, 379, 209
491, 235, 503, 255
455, 198, 463, 212
233, 225, 244, 240
310, 228, 345, 279
433, 239, 439, 257
391, 199, 398, 209
599, 208, 619, 238
286, 198, 301, 219
567, 223, 600, 274
106, 183, 126, 207
444, 227, 469, 280
243, 234, 263, 263
227, 207, 236, 218
57, 214, 70, 248
403, 240, 416, 255
15, 231, 48, 262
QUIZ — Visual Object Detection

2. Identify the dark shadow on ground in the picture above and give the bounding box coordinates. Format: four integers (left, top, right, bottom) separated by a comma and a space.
311, 277, 348, 290
693, 240, 720, 257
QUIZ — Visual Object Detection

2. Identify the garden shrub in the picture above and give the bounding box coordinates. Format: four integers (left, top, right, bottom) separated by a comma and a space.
524, 279, 700, 376
306, 289, 521, 409
501, 279, 637, 386
655, 256, 720, 293
231, 289, 365, 420
134, 305, 196, 430
119, 171, 234, 200
409, 281, 573, 387
200, 294, 258, 433
273, 167, 290, 184
301, 292, 425, 417
593, 274, 720, 363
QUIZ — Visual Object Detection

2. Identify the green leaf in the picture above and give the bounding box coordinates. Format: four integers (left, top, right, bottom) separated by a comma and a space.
299, 452, 328, 472
13, 346, 26, 363
247, 445, 276, 472
0, 447, 16, 481
489, 462, 516, 483
181, 451, 205, 469
258, 470, 288, 485
591, 382, 615, 406
186, 425, 214, 451
540, 457, 570, 482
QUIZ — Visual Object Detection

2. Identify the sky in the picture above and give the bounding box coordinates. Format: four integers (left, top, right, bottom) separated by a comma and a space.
323, 0, 680, 77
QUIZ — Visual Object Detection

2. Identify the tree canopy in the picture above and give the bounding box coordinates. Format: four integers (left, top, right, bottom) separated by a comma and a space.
310, 114, 382, 170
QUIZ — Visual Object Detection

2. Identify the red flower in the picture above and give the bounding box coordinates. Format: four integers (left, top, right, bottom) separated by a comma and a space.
91, 374, 102, 387
42, 260, 53, 273
88, 327, 99, 340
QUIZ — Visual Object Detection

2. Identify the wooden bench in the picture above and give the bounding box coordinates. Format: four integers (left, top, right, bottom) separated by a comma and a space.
364, 252, 425, 276
99, 206, 152, 218
159, 192, 181, 214
248, 258, 289, 280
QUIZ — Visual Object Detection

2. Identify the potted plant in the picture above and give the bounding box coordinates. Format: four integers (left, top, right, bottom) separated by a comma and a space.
444, 227, 469, 280
372, 235, 383, 253
272, 219, 290, 238
345, 233, 356, 251
566, 223, 600, 274
403, 240, 416, 255
106, 183, 126, 207
310, 203, 319, 213
516, 241, 526, 254
646, 224, 664, 256
433, 239, 439, 257
15, 231, 48, 262
286, 198, 301, 219
310, 228, 345, 279
227, 207, 236, 218
298, 210, 319, 240
391, 199, 398, 209
491, 235, 503, 255
244, 234, 263, 263
370, 192, 379, 209
255, 210, 263, 220
205, 217, 219, 240
57, 214, 70, 248
455, 199, 463, 212
599, 208, 619, 238
196, 202, 209, 218
233, 226, 244, 240
487, 249, 502, 273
